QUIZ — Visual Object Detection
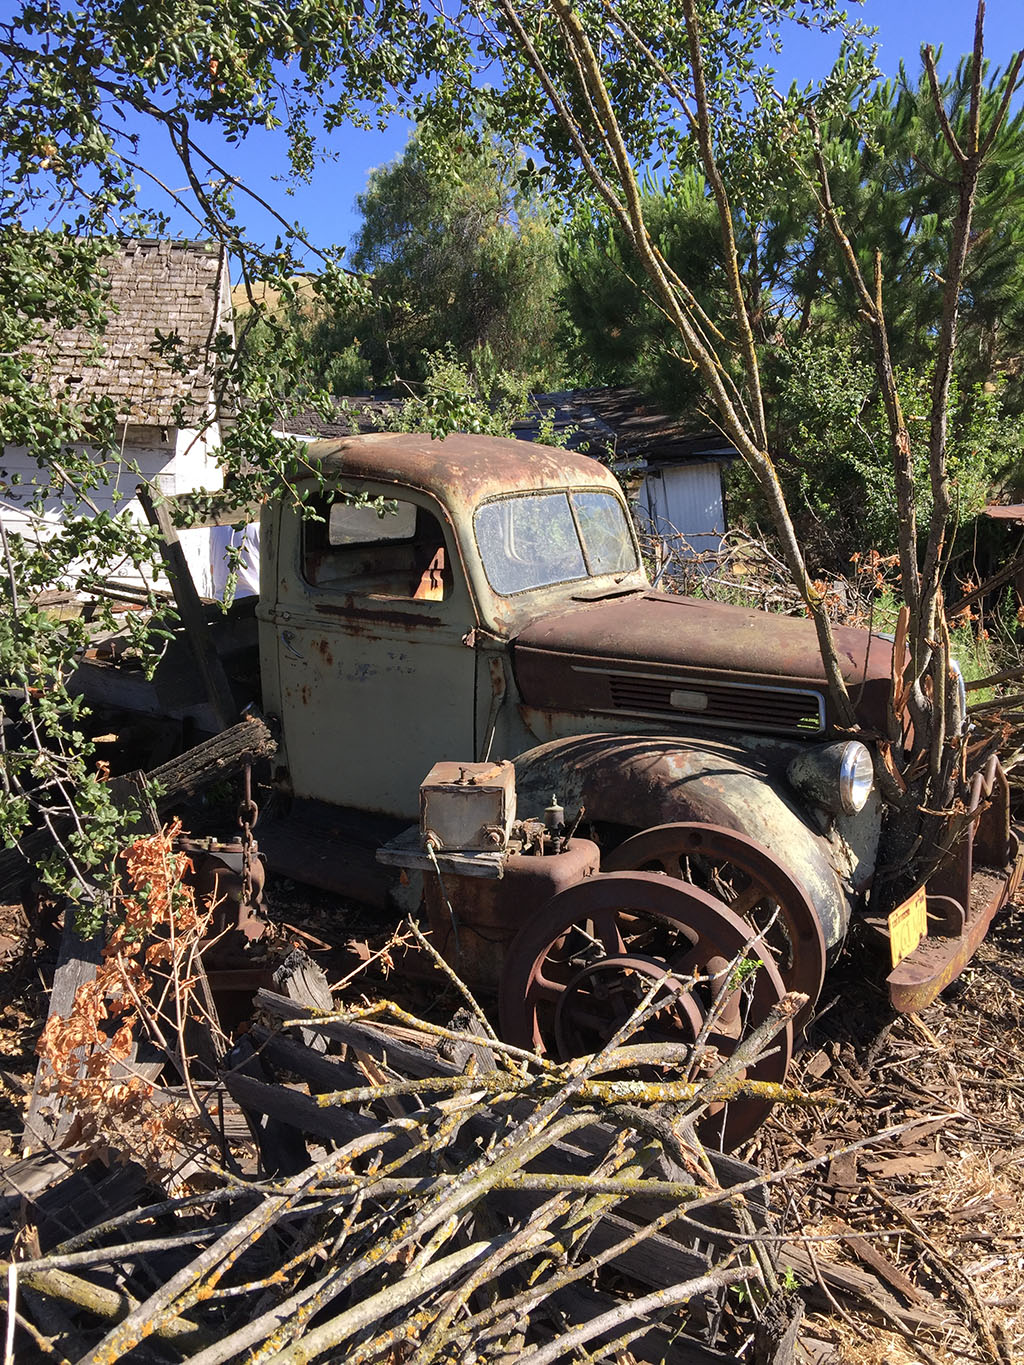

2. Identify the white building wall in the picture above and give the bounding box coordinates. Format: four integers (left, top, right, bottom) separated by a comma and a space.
171, 425, 224, 598
636, 462, 725, 562
1, 422, 223, 597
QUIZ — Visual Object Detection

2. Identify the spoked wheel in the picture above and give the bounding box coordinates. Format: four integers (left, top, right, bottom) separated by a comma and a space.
499, 871, 792, 1149
603, 823, 825, 1034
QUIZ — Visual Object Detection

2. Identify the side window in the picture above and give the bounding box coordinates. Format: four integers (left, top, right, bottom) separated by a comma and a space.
302, 496, 450, 601
327, 501, 417, 545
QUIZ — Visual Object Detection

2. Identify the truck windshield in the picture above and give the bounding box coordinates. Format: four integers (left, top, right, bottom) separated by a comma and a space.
474, 490, 637, 596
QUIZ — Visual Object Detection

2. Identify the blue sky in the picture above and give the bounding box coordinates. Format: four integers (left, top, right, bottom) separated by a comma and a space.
124, 0, 1022, 261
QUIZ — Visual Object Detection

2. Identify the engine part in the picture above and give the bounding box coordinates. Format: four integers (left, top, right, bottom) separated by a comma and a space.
420, 759, 517, 852
177, 834, 268, 964
423, 837, 600, 987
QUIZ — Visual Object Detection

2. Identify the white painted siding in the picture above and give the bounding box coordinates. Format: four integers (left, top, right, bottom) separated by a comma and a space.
172, 425, 224, 598
1, 422, 223, 596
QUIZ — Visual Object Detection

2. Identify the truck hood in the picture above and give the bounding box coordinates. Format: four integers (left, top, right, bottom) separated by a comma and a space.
511, 590, 893, 737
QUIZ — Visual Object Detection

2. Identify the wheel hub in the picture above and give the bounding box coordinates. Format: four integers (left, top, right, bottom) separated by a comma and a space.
499, 870, 793, 1149
552, 952, 705, 1059
603, 822, 826, 1032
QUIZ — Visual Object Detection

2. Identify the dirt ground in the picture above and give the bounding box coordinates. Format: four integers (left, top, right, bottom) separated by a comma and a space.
0, 883, 1021, 1365
761, 906, 1024, 1364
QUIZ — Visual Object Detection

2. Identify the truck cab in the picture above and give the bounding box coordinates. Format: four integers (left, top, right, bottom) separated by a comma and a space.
258, 430, 650, 815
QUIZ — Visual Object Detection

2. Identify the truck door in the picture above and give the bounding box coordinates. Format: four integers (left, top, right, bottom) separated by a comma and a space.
267, 486, 478, 818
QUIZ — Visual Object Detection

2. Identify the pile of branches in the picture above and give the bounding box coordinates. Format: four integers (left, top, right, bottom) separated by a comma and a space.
0, 829, 827, 1364
4, 987, 817, 1364
641, 525, 902, 628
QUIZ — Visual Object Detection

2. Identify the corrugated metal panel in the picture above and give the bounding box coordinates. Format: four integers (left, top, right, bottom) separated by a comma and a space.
636, 463, 725, 558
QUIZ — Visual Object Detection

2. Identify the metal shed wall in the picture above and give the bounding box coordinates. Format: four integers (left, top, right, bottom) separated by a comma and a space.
635, 462, 726, 560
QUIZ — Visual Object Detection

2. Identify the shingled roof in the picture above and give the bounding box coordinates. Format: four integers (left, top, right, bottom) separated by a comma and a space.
277, 386, 739, 471
511, 388, 738, 469
30, 239, 232, 427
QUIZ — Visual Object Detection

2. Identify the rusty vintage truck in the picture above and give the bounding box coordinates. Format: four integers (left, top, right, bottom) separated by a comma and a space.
71, 429, 1023, 1145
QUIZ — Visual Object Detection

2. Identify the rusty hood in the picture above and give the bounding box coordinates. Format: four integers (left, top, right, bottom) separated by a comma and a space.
512, 590, 893, 736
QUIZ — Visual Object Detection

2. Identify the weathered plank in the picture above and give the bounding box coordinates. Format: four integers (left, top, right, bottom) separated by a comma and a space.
272, 950, 334, 1053
147, 717, 276, 809
250, 1028, 365, 1093
23, 906, 106, 1154
549, 1282, 738, 1364
781, 1245, 947, 1333
752, 1290, 804, 1365
29, 1160, 149, 1253
254, 990, 463, 1078
137, 482, 238, 732
220, 1036, 310, 1177
220, 1069, 387, 1154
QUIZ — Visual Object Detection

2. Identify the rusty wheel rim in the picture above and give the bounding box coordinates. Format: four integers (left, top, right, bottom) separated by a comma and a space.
603, 822, 825, 1033
498, 871, 791, 1150
552, 952, 705, 1059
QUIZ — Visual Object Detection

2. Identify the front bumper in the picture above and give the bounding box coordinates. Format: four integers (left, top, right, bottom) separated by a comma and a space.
871, 756, 1022, 1012
885, 838, 1023, 1011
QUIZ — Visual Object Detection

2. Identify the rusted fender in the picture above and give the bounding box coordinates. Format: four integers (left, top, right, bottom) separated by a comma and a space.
513, 732, 850, 951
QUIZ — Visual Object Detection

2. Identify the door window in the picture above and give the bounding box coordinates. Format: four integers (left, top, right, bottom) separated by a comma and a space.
303, 497, 450, 601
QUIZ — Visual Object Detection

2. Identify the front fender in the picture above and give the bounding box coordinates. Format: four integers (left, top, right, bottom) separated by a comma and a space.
513, 732, 850, 950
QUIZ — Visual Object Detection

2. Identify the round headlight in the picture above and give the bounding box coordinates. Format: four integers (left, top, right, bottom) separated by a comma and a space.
838, 741, 874, 815
787, 740, 875, 817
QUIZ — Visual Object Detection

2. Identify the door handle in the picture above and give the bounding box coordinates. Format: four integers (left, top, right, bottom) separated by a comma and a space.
281, 629, 303, 661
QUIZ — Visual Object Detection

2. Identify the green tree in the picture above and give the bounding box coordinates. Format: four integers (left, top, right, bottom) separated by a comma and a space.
0, 0, 472, 902
343, 119, 568, 389
559, 170, 724, 401
557, 54, 1024, 560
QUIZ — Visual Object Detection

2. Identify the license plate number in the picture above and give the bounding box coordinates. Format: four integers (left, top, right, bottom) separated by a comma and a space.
889, 887, 928, 968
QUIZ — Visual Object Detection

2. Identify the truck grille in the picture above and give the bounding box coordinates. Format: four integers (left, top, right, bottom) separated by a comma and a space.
599, 669, 825, 734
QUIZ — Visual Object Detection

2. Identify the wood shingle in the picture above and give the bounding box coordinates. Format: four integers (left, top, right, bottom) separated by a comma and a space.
27, 238, 232, 426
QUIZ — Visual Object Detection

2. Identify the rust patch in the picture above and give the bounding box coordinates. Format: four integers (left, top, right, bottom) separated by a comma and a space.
888, 866, 1014, 1011
513, 733, 850, 951
299, 430, 622, 511
512, 593, 892, 735
315, 639, 334, 667
313, 601, 441, 631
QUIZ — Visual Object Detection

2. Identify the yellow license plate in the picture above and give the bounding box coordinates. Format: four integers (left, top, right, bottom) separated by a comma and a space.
889, 886, 928, 968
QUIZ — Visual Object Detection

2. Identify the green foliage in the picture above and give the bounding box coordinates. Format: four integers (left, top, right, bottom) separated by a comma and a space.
233, 278, 373, 403
559, 171, 725, 404
378, 346, 530, 439
235, 116, 572, 401
727, 956, 764, 991
343, 118, 568, 390
0, 0, 467, 900
808, 55, 1024, 399
727, 335, 1016, 564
